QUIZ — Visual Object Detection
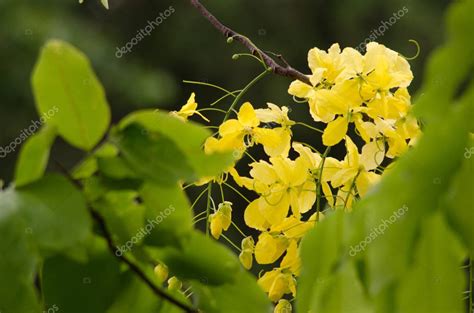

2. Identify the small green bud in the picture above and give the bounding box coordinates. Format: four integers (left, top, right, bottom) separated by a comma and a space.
154, 263, 169, 283
167, 276, 182, 291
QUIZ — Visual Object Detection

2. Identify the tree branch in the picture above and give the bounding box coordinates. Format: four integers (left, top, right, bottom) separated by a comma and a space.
53, 160, 197, 313
90, 210, 199, 313
189, 0, 311, 86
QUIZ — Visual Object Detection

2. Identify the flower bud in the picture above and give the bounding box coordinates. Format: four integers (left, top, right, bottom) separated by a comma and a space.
167, 276, 182, 291
154, 263, 168, 283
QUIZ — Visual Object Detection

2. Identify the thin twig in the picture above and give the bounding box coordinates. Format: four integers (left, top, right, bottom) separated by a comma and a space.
54, 159, 197, 313
189, 0, 311, 86
90, 210, 198, 313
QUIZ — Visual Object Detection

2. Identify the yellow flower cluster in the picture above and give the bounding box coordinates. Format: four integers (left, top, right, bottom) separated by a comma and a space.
168, 42, 420, 311
289, 42, 420, 155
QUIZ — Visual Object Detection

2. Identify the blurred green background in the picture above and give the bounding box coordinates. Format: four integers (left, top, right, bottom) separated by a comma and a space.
0, 0, 450, 183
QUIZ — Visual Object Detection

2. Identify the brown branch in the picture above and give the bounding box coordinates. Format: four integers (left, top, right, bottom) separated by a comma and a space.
53, 160, 197, 313
189, 0, 312, 86
90, 210, 199, 313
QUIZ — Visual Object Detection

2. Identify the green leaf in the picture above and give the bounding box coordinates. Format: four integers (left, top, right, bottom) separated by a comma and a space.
107, 279, 189, 313
72, 143, 118, 179
14, 125, 56, 187
140, 182, 193, 246
308, 262, 373, 313
192, 269, 272, 313
97, 156, 139, 179
119, 110, 235, 179
93, 190, 146, 246
361, 96, 471, 294
32, 39, 111, 150
444, 134, 474, 255
297, 210, 347, 313
42, 236, 130, 313
106, 278, 163, 313
155, 231, 241, 285
396, 212, 466, 313
1, 174, 92, 255
119, 110, 210, 151
0, 208, 40, 313
112, 124, 195, 186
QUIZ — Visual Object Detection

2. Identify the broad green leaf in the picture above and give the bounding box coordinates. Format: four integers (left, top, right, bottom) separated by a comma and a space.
83, 175, 142, 203
93, 190, 146, 247
107, 278, 190, 313
140, 182, 193, 246
32, 39, 111, 150
192, 269, 272, 313
309, 262, 373, 313
14, 124, 56, 187
396, 212, 466, 313
361, 93, 471, 294
0, 208, 40, 313
119, 110, 210, 151
42, 236, 130, 313
297, 210, 347, 313
119, 110, 235, 178
72, 143, 118, 179
106, 278, 163, 313
444, 134, 474, 255
155, 231, 241, 285
1, 174, 92, 254
97, 156, 139, 179
112, 124, 195, 186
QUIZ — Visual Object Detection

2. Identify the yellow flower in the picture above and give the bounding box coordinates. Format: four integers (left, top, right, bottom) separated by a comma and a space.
239, 236, 255, 270
211, 102, 290, 157
274, 299, 292, 313
280, 240, 300, 275
255, 232, 289, 264
171, 92, 209, 122
307, 43, 344, 85
242, 156, 315, 229
292, 142, 340, 206
330, 137, 381, 201
363, 42, 413, 91
316, 80, 364, 146
373, 118, 409, 158
255, 103, 295, 129
270, 215, 316, 239
258, 268, 296, 302
209, 201, 232, 239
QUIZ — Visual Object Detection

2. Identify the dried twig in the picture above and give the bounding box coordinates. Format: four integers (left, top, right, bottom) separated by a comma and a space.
189, 0, 311, 86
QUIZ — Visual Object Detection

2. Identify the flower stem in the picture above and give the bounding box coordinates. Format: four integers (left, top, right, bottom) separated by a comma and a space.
223, 182, 251, 203
316, 146, 331, 221
205, 183, 213, 236
221, 234, 242, 252
295, 122, 324, 134
223, 70, 269, 122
